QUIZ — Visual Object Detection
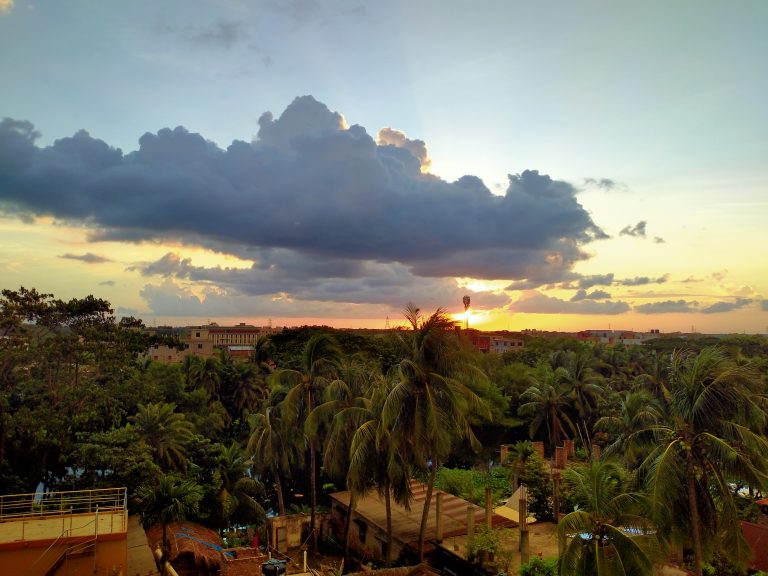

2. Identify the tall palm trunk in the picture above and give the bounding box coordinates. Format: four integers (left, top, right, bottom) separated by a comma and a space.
308, 386, 318, 551
275, 470, 286, 516
385, 480, 393, 566
343, 491, 358, 567
418, 462, 438, 562
686, 454, 704, 576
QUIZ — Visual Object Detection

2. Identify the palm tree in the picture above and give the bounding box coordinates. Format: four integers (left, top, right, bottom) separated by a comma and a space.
557, 350, 604, 450
634, 347, 768, 576
130, 402, 195, 471
519, 363, 575, 451
383, 304, 490, 561
137, 473, 203, 574
272, 333, 341, 549
557, 459, 657, 576
348, 371, 408, 566
505, 440, 535, 491
233, 362, 268, 423
307, 357, 375, 565
189, 356, 222, 401
247, 404, 294, 516
216, 442, 265, 528
594, 389, 661, 468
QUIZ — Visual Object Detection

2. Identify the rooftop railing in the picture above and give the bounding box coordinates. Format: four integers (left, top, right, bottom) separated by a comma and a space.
0, 487, 126, 521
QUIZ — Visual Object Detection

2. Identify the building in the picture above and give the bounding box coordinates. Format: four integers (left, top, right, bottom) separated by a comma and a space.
575, 329, 661, 346
148, 323, 282, 363
464, 330, 525, 354
0, 487, 128, 575
329, 480, 516, 565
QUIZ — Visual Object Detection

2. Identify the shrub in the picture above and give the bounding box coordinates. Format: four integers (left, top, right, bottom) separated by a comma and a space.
519, 556, 557, 576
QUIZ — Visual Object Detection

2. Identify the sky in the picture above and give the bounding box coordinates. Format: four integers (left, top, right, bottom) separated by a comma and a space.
1, 0, 767, 334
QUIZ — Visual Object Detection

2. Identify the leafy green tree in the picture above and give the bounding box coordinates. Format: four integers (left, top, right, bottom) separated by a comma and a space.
634, 348, 768, 576
557, 459, 657, 576
520, 450, 552, 520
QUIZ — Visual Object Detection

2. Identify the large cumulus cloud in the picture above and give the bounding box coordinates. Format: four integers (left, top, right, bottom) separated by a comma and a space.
0, 96, 609, 313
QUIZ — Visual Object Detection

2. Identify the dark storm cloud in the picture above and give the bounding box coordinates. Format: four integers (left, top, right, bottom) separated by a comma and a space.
509, 292, 630, 315
570, 289, 611, 302
619, 274, 669, 286
634, 300, 697, 314
620, 221, 647, 238
0, 97, 606, 285
701, 298, 752, 314
132, 251, 509, 310
59, 252, 112, 264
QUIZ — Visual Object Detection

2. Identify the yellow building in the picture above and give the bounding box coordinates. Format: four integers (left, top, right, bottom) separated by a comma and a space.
0, 487, 128, 575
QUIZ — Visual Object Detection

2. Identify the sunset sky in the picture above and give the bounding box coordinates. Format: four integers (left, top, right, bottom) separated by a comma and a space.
1, 1, 766, 333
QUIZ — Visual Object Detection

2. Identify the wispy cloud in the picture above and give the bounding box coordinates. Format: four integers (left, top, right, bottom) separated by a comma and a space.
634, 300, 697, 314
701, 298, 752, 314
583, 177, 620, 191
619, 221, 647, 238
619, 274, 669, 286
509, 292, 630, 315
59, 252, 112, 264
570, 289, 611, 302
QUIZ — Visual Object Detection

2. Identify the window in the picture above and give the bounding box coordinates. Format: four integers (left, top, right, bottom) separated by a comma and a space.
354, 519, 367, 543
198, 344, 203, 349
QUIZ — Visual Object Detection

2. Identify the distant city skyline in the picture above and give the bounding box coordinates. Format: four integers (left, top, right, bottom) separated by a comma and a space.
1, 1, 766, 333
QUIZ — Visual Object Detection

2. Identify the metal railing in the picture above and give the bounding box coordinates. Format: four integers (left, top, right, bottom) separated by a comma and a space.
0, 487, 126, 521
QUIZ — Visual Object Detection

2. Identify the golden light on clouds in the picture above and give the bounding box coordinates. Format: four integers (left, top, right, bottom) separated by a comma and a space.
0, 0, 13, 13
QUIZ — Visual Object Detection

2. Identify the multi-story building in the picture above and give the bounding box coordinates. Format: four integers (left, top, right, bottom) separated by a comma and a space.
575, 329, 661, 346
148, 323, 282, 363
464, 329, 525, 354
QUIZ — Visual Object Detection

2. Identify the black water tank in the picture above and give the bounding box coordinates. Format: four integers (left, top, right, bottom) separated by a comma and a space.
261, 558, 287, 575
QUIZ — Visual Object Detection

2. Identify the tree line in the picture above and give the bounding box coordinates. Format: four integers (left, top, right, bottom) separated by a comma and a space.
1, 287, 767, 576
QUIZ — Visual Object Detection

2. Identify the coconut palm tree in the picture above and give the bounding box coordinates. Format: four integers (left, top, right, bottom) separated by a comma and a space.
137, 473, 203, 574
247, 404, 295, 516
557, 459, 657, 576
306, 357, 376, 565
272, 333, 341, 549
216, 441, 265, 529
594, 390, 661, 468
348, 371, 408, 566
557, 350, 604, 450
130, 402, 195, 471
519, 363, 576, 451
505, 440, 535, 491
634, 347, 768, 576
189, 356, 222, 401
383, 304, 490, 561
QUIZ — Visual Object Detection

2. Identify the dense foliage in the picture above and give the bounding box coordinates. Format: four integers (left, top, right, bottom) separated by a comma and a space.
2, 286, 767, 575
